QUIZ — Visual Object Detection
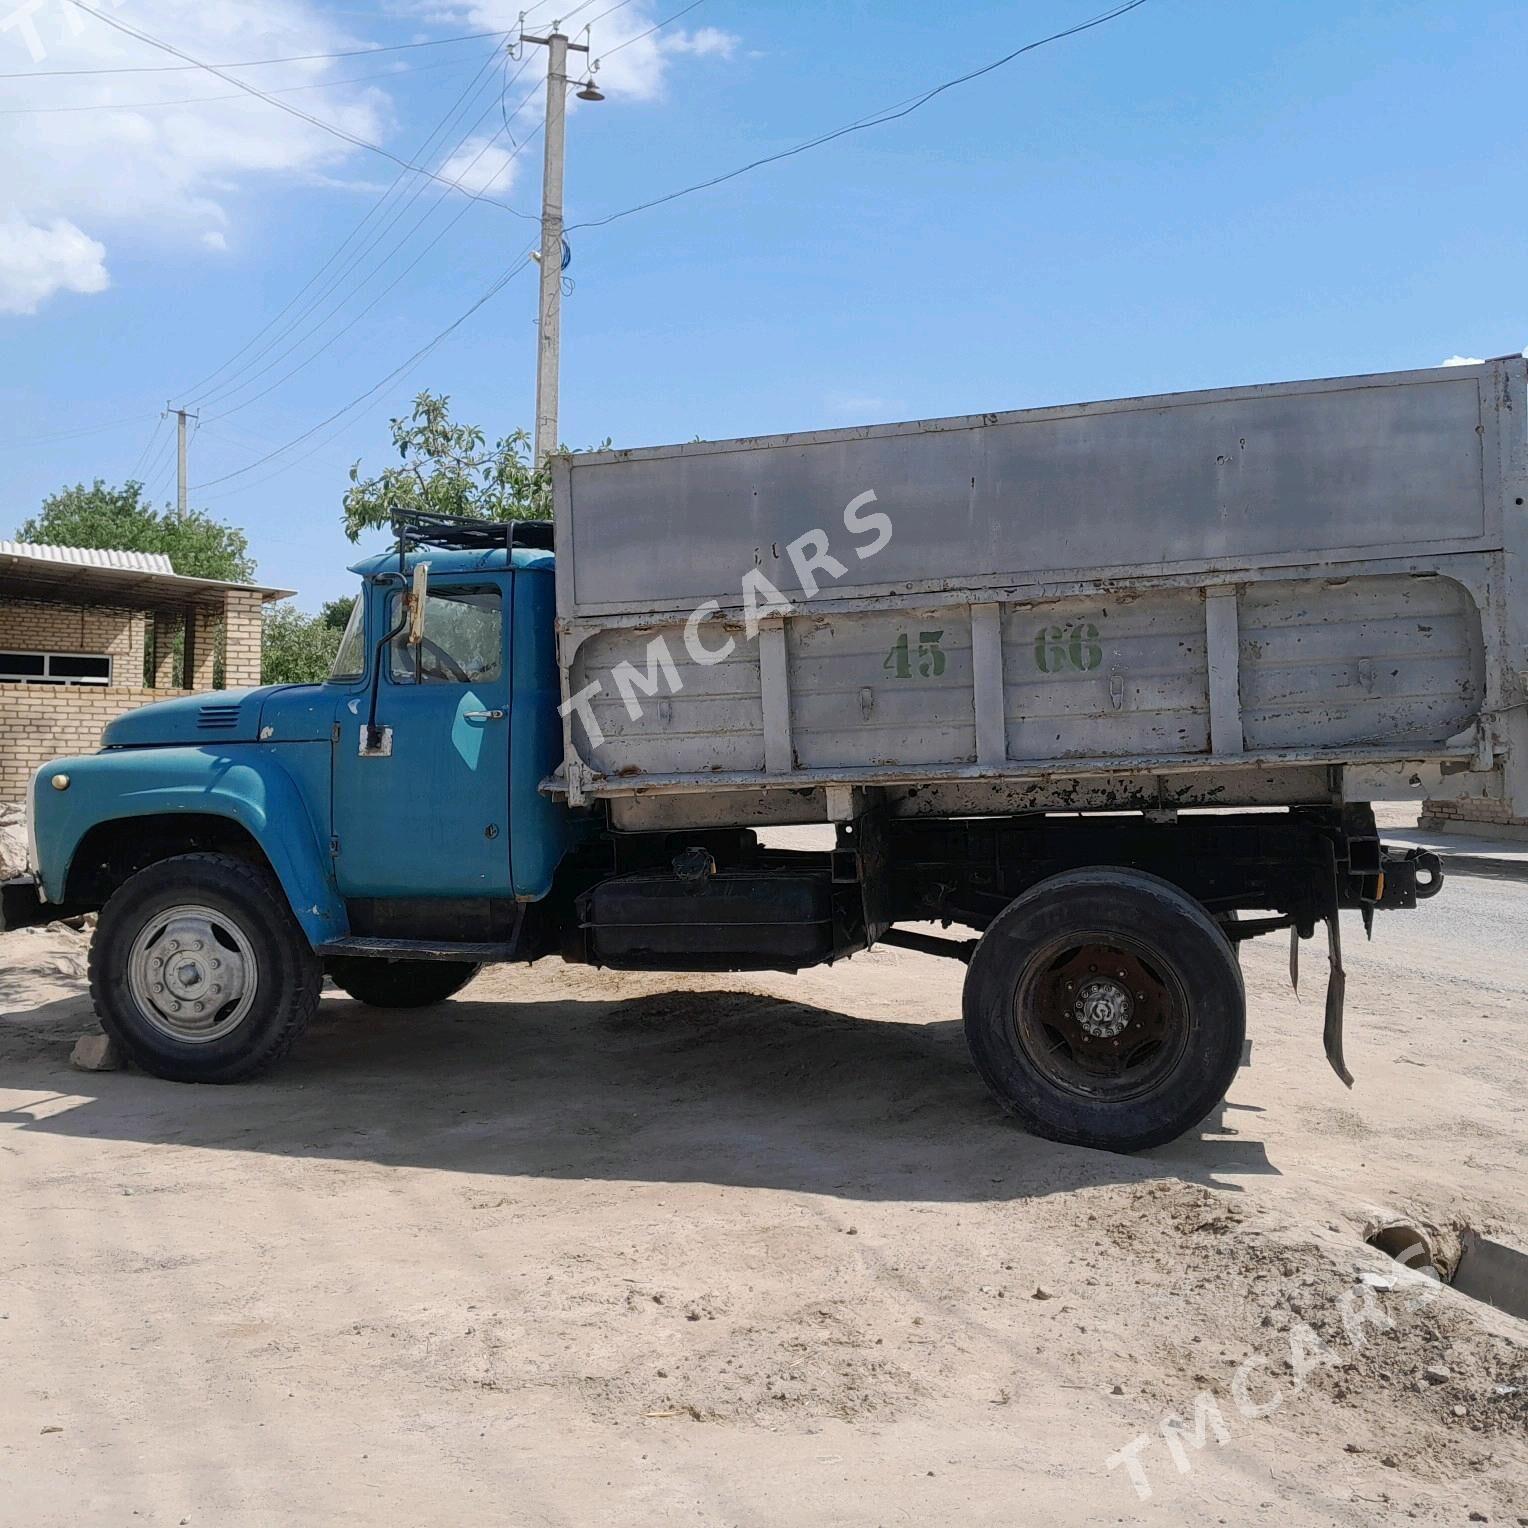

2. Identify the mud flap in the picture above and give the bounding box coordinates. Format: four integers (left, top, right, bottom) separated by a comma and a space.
1289, 924, 1299, 993
1323, 910, 1352, 1088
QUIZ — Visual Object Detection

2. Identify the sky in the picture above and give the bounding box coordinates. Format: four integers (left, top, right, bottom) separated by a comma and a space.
1, 0, 1525, 609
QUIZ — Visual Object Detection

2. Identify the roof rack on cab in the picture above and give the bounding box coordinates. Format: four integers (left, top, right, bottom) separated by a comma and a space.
388, 508, 554, 557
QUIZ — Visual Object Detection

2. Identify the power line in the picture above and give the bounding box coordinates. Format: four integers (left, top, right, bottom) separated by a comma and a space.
517, 0, 566, 24
0, 28, 511, 79
204, 110, 547, 420
571, 0, 1150, 233
597, 0, 706, 60
188, 4, 1149, 496
139, 427, 180, 499
127, 416, 166, 479
63, 4, 534, 218
173, 48, 523, 406
582, 0, 643, 32
195, 419, 297, 453
189, 65, 544, 414
195, 441, 337, 497
0, 412, 155, 448
0, 52, 490, 114
192, 253, 538, 491
554, 0, 612, 34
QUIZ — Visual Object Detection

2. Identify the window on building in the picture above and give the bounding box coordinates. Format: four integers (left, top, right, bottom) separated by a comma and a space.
0, 651, 113, 685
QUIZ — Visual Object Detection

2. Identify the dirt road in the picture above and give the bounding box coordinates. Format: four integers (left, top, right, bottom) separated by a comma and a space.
1, 860, 1525, 1525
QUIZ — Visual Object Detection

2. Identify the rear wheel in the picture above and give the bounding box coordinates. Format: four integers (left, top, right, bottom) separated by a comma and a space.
1213, 909, 1242, 965
90, 852, 321, 1083
327, 958, 480, 1008
962, 868, 1245, 1152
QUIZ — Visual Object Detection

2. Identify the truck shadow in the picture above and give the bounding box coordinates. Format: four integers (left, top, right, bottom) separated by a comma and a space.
0, 987, 1277, 1202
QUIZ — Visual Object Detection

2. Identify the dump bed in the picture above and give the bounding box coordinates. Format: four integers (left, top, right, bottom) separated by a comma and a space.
550, 360, 1528, 829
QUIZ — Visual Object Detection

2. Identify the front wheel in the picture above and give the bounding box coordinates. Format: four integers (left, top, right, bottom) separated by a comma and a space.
89, 852, 321, 1083
962, 869, 1245, 1152
326, 958, 480, 1008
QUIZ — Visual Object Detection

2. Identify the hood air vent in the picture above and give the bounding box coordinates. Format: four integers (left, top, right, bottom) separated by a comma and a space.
197, 703, 242, 730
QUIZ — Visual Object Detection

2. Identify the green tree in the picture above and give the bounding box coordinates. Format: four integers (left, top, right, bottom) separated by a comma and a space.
342, 392, 549, 541
319, 594, 355, 631
261, 604, 342, 685
19, 479, 255, 582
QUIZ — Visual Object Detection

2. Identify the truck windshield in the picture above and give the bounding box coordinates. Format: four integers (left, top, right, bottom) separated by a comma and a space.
328, 594, 366, 683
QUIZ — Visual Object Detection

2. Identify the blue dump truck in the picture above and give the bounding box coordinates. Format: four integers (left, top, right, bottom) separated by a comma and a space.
23, 358, 1528, 1151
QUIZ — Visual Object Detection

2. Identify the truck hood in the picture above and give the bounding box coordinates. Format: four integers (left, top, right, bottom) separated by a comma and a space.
101, 686, 312, 747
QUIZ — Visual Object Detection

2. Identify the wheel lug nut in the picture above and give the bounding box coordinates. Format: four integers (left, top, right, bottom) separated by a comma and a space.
191, 940, 203, 952
170, 1001, 181, 1012
194, 1002, 204, 1013
152, 982, 163, 994
210, 959, 221, 970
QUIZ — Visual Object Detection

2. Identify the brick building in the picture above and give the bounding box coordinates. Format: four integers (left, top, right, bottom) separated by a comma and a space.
1419, 795, 1528, 841
0, 541, 290, 797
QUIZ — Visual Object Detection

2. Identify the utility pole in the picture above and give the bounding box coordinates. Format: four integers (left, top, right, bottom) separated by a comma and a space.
521, 23, 601, 467
164, 403, 197, 519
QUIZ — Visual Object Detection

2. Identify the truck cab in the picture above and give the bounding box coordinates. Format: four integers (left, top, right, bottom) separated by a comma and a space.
25, 518, 588, 1064
315, 535, 574, 923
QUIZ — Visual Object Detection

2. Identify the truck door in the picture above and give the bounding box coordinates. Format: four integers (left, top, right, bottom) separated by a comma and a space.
331, 575, 512, 898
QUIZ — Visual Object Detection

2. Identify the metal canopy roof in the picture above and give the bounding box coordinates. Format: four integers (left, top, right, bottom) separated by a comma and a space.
0, 541, 292, 613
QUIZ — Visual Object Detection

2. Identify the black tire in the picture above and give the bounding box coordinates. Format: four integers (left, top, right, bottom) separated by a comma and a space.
1214, 909, 1242, 966
327, 958, 480, 1008
89, 852, 321, 1083
962, 868, 1245, 1152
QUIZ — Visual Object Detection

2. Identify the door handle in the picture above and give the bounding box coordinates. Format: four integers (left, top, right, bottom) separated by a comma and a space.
464, 709, 505, 720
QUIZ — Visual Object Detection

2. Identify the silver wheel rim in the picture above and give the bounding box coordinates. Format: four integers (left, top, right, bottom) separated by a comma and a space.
126, 902, 258, 1043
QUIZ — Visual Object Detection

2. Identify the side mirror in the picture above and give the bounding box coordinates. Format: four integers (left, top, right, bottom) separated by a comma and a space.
406, 561, 429, 647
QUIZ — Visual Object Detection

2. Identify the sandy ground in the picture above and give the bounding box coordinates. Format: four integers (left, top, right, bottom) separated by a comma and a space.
1, 835, 1526, 1525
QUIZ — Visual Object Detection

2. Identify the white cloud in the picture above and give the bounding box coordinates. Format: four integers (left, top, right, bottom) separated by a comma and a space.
0, 0, 744, 315
1440, 348, 1528, 366
589, 17, 742, 103
0, 0, 390, 316
447, 3, 740, 105
0, 215, 108, 313
439, 133, 524, 198
664, 27, 738, 61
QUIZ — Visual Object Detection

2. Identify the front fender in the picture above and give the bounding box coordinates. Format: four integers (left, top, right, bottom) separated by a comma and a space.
31, 745, 344, 946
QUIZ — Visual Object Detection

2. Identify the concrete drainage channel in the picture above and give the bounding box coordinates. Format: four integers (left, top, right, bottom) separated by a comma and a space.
1367, 1222, 1528, 1322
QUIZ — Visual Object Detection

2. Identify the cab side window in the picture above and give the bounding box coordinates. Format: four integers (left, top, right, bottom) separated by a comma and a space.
388, 584, 502, 686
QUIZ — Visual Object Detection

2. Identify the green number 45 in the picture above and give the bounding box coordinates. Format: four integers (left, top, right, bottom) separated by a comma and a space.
884, 629, 946, 679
